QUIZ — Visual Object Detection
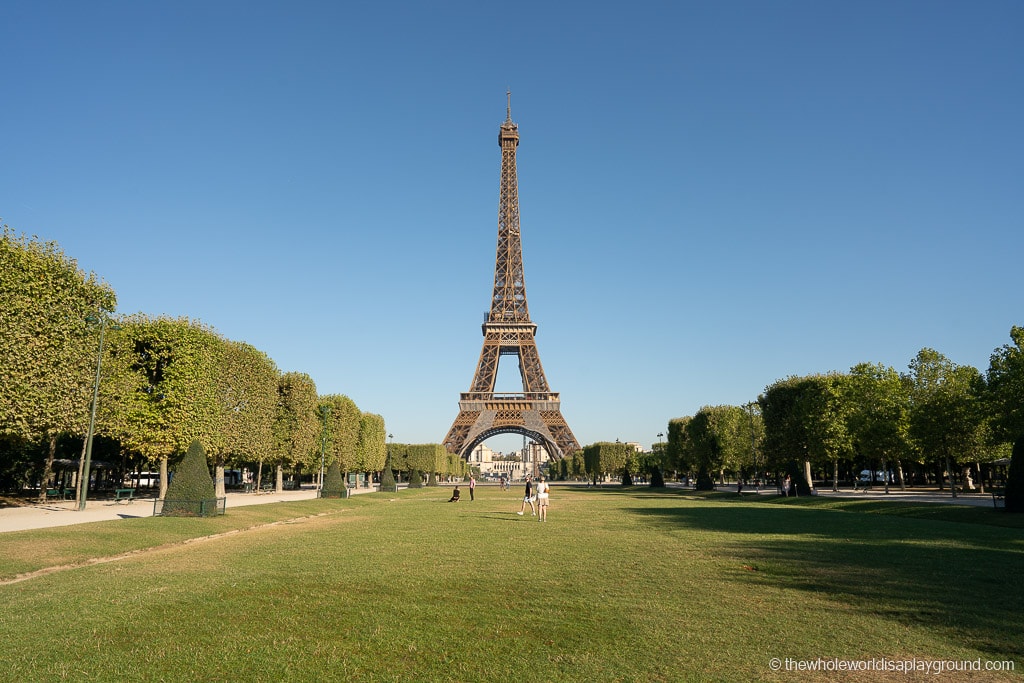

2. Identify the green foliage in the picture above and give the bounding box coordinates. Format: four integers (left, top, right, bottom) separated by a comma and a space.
272, 372, 319, 471
905, 348, 987, 468
322, 459, 344, 498
986, 326, 1024, 442
673, 405, 758, 488
665, 417, 690, 474
845, 363, 909, 469
213, 340, 279, 466
100, 315, 222, 466
355, 413, 386, 473
162, 440, 217, 516
0, 225, 116, 442
320, 394, 360, 473
583, 442, 632, 482
404, 444, 447, 479
760, 375, 851, 479
388, 443, 410, 476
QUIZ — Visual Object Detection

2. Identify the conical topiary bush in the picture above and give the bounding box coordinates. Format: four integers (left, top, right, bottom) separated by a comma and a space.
380, 453, 397, 492
162, 440, 217, 516
322, 459, 344, 498
408, 469, 423, 488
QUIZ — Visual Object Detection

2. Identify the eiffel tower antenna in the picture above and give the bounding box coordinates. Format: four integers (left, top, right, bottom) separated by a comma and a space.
444, 98, 579, 461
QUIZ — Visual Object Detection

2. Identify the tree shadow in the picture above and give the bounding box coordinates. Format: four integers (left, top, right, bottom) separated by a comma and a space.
628, 503, 1024, 660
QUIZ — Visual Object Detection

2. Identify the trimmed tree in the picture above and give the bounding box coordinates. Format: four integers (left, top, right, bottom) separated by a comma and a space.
380, 450, 397, 492
322, 459, 344, 498
162, 440, 217, 516
1, 225, 117, 501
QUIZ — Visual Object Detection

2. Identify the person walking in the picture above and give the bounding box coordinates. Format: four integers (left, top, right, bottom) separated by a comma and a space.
536, 476, 550, 522
516, 476, 535, 516
469, 475, 476, 501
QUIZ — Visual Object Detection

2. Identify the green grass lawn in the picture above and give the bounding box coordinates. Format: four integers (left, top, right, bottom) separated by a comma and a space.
2, 486, 1021, 682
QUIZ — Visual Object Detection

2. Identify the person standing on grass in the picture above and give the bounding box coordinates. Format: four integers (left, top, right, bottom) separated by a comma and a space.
469, 475, 476, 501
536, 476, 550, 521
517, 475, 535, 516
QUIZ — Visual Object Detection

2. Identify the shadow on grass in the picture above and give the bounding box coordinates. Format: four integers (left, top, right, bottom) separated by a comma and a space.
628, 500, 1024, 660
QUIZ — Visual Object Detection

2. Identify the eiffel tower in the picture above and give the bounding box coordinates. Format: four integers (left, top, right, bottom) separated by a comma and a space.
443, 95, 580, 461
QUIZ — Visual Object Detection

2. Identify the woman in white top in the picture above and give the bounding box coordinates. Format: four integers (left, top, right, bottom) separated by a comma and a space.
536, 476, 550, 521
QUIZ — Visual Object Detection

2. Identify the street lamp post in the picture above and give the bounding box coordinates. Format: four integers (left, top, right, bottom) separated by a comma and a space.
78, 314, 111, 512
318, 405, 331, 493
387, 433, 395, 486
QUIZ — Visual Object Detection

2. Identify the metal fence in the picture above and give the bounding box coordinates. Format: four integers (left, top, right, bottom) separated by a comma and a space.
153, 497, 226, 517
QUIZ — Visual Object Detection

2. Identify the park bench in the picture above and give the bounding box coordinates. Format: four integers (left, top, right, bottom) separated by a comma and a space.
991, 488, 1005, 509
113, 488, 135, 504
45, 488, 68, 502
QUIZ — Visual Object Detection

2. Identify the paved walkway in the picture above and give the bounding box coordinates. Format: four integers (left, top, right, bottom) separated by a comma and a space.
0, 486, 383, 534
1, 484, 1001, 534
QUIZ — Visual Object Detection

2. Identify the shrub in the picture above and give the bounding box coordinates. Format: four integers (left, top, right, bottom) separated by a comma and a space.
162, 440, 217, 516
408, 470, 423, 488
322, 459, 344, 498
379, 455, 397, 492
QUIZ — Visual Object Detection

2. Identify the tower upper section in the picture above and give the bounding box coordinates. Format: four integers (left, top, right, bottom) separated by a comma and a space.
489, 92, 531, 326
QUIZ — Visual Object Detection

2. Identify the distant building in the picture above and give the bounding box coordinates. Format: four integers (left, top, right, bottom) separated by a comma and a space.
469, 441, 551, 481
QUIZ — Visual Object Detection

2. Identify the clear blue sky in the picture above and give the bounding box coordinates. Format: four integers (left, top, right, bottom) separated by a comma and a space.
2, 1, 1022, 453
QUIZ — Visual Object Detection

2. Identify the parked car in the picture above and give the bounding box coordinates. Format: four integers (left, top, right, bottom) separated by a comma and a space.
858, 469, 892, 484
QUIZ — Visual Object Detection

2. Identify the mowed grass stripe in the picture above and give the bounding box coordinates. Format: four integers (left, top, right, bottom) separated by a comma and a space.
2, 486, 1021, 682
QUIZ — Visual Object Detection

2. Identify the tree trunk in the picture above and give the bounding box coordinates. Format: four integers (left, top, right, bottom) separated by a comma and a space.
832, 460, 839, 492
803, 460, 814, 494
896, 459, 907, 490
159, 456, 169, 499
75, 437, 87, 503
256, 461, 264, 491
976, 461, 985, 494
214, 459, 226, 498
882, 456, 890, 494
38, 434, 58, 503
945, 456, 957, 498
275, 464, 283, 492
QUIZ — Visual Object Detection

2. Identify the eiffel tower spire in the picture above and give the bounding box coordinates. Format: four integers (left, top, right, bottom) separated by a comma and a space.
491, 90, 529, 324
443, 98, 579, 461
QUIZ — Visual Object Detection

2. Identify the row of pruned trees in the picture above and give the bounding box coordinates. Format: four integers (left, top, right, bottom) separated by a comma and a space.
1, 226, 386, 500
539, 443, 664, 487
665, 337, 1024, 504
386, 443, 468, 485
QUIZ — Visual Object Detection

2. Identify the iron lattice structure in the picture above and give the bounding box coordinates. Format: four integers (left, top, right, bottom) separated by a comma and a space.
443, 97, 580, 461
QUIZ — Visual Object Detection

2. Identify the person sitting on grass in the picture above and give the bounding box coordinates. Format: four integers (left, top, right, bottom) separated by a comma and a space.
448, 486, 461, 502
